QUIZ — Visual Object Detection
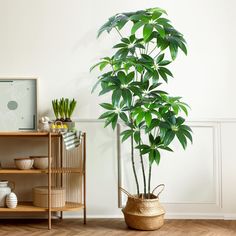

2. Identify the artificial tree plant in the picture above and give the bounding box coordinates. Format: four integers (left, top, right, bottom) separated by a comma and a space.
91, 7, 192, 198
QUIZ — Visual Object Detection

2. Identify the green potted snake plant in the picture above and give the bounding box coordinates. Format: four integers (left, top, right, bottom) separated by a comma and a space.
91, 7, 192, 230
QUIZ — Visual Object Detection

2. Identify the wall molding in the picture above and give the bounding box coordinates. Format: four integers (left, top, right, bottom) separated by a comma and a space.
117, 121, 223, 208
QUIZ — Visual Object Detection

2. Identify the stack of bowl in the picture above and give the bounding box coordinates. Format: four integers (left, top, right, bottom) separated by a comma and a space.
14, 156, 50, 170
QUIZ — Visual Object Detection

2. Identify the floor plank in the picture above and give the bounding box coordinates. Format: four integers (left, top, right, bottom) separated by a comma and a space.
0, 219, 236, 236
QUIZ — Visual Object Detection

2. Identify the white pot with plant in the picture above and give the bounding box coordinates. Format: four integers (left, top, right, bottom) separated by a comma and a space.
91, 6, 192, 230
52, 98, 77, 131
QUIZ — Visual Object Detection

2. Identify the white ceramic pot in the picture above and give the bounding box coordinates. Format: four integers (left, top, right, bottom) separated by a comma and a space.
6, 192, 18, 208
0, 181, 14, 207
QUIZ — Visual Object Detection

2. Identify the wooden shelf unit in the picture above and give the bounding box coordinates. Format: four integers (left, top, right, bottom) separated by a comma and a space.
0, 131, 86, 230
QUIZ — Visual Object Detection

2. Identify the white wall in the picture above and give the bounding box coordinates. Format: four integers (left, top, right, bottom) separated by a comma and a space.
0, 0, 236, 219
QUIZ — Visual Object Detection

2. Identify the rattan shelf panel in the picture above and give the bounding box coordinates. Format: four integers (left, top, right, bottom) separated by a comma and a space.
0, 202, 84, 212
0, 168, 83, 174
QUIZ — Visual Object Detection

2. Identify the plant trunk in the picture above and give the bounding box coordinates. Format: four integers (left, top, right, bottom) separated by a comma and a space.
131, 132, 140, 197
139, 140, 146, 197
148, 163, 152, 198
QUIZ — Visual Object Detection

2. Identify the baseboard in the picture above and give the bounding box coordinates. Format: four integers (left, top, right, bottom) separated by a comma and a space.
1, 213, 236, 220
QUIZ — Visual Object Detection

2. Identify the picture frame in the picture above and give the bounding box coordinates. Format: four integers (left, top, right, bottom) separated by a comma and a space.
0, 77, 38, 131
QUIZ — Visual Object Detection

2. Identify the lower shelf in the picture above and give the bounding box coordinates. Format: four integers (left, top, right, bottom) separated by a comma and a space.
0, 202, 84, 212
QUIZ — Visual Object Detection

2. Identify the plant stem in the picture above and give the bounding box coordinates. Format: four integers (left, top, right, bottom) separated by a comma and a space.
115, 27, 123, 39
148, 45, 157, 55
139, 138, 146, 197
154, 50, 162, 58
148, 163, 152, 198
145, 43, 149, 54
131, 127, 140, 197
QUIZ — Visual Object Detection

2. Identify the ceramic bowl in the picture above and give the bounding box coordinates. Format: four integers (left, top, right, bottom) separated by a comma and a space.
30, 156, 51, 169
14, 158, 34, 170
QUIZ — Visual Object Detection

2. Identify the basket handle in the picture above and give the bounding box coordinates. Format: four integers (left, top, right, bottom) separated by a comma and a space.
152, 184, 165, 198
8, 181, 15, 191
119, 187, 133, 197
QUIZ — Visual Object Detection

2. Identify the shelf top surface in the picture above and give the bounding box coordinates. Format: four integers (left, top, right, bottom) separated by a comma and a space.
0, 131, 61, 137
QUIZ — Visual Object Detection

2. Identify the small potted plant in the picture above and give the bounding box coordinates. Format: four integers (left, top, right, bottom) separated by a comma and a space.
64, 98, 77, 130
52, 98, 77, 131
52, 99, 59, 121
91, 7, 192, 230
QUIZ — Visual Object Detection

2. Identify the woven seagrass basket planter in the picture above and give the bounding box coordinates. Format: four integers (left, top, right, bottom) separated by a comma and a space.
121, 185, 165, 231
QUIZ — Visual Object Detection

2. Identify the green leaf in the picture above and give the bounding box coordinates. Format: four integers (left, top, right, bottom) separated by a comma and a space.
169, 43, 178, 60
180, 125, 193, 133
99, 85, 116, 96
113, 43, 128, 48
149, 149, 155, 164
120, 129, 133, 142
104, 113, 116, 128
131, 21, 144, 35
99, 111, 114, 119
117, 71, 126, 84
159, 60, 171, 66
129, 86, 142, 97
122, 89, 132, 106
143, 71, 152, 82
182, 129, 193, 143
141, 148, 150, 155
154, 150, 160, 165
126, 71, 135, 84
114, 48, 129, 59
158, 69, 168, 82
179, 104, 188, 116
156, 53, 164, 63
152, 11, 162, 20
90, 62, 102, 72
143, 24, 153, 41
112, 89, 122, 106
137, 144, 150, 150
145, 112, 152, 127
176, 132, 187, 149
121, 38, 130, 44
99, 61, 109, 71
155, 25, 165, 38
148, 7, 167, 15
119, 112, 128, 123
136, 111, 145, 125
163, 131, 175, 146
178, 41, 188, 55
176, 117, 185, 125
172, 104, 179, 114
159, 67, 173, 77
91, 79, 101, 93
111, 114, 118, 129
149, 133, 154, 144
134, 131, 140, 143
100, 103, 114, 110
159, 146, 173, 152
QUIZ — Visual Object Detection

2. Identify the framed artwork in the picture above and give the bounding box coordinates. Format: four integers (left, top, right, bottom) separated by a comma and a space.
0, 78, 38, 131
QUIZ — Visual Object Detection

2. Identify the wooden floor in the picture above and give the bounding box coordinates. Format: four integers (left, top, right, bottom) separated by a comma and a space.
0, 219, 236, 236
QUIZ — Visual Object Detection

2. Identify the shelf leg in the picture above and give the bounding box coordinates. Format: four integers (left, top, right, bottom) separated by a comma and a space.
60, 135, 63, 220
48, 132, 52, 230
83, 132, 87, 225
